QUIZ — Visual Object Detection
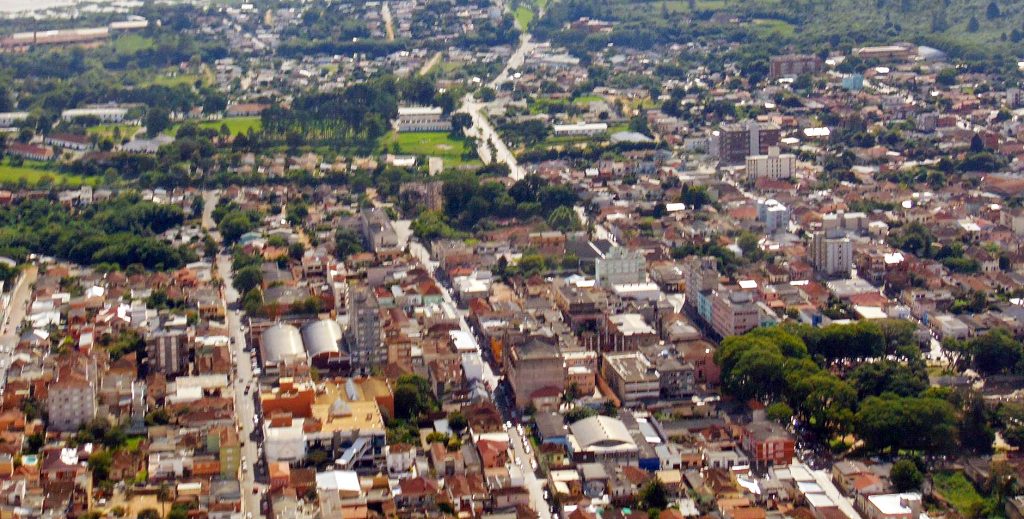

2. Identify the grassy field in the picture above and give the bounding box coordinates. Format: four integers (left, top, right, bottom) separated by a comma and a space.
932, 472, 986, 516
515, 6, 535, 30
0, 159, 92, 186
383, 131, 480, 169
573, 95, 604, 105
87, 123, 142, 141
110, 34, 154, 54
170, 117, 262, 136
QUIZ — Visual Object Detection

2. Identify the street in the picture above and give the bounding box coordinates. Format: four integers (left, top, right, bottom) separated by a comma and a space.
203, 190, 265, 518
460, 33, 538, 181
406, 236, 549, 518
0, 265, 37, 393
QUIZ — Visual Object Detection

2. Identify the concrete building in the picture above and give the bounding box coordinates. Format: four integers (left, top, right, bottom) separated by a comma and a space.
146, 330, 190, 377
360, 208, 400, 258
602, 313, 658, 352
260, 324, 309, 377
810, 230, 853, 279
396, 106, 451, 132
711, 290, 760, 338
567, 415, 639, 465
61, 107, 127, 122
601, 351, 660, 406
552, 122, 608, 136
769, 54, 823, 78
0, 112, 29, 127
505, 336, 565, 411
47, 357, 98, 432
346, 286, 384, 373
716, 121, 781, 165
757, 199, 790, 233
746, 146, 794, 179
595, 247, 647, 288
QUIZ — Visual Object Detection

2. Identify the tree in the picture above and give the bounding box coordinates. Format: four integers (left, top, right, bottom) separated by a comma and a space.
638, 479, 669, 510
448, 411, 468, 433
157, 483, 173, 519
854, 395, 958, 453
335, 228, 364, 261
970, 329, 1022, 375
936, 68, 959, 88
969, 133, 984, 152
891, 459, 923, 491
232, 265, 262, 294
967, 16, 980, 32
547, 206, 581, 232
766, 402, 793, 424
450, 113, 473, 139
137, 510, 161, 519
145, 108, 170, 137
986, 1, 1000, 19
960, 392, 994, 454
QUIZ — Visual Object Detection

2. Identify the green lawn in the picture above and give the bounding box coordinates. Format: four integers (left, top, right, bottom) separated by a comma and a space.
110, 34, 154, 54
0, 159, 93, 186
932, 472, 986, 516
573, 95, 604, 105
169, 117, 262, 137
383, 131, 480, 169
752, 18, 796, 37
87, 123, 141, 141
515, 6, 535, 30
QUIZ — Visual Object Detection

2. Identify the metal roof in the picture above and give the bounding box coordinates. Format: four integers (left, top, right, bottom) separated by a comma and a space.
300, 319, 342, 358
260, 323, 306, 365
569, 415, 635, 450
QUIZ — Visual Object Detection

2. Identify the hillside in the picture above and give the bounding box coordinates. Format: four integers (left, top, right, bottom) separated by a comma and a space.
532, 0, 1024, 61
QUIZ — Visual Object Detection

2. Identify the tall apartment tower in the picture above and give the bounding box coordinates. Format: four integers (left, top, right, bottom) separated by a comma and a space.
810, 230, 853, 279
346, 285, 384, 373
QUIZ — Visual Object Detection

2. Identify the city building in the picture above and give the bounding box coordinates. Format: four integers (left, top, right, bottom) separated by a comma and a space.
711, 290, 760, 338
146, 330, 191, 377
757, 199, 790, 234
746, 146, 794, 180
346, 286, 385, 373
396, 106, 451, 132
504, 336, 565, 411
769, 54, 823, 78
61, 107, 128, 122
602, 313, 658, 352
596, 247, 647, 288
260, 324, 310, 377
740, 419, 795, 470
601, 351, 660, 406
716, 121, 781, 165
810, 230, 853, 279
568, 415, 639, 465
552, 122, 608, 136
46, 356, 98, 432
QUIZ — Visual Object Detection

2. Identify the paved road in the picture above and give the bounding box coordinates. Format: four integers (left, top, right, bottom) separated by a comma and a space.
407, 238, 549, 518
508, 427, 551, 518
219, 254, 265, 519
1, 265, 36, 336
460, 33, 538, 181
203, 190, 264, 518
382, 2, 395, 41
0, 265, 37, 393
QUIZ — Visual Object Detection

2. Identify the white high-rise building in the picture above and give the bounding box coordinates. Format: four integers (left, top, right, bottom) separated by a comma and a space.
596, 247, 647, 288
746, 146, 795, 180
810, 230, 853, 278
757, 199, 790, 233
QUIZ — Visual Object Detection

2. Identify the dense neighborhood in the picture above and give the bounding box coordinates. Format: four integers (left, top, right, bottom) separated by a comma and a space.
2, 0, 1024, 519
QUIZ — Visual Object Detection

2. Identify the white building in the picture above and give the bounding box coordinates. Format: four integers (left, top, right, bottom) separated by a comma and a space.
810, 230, 852, 279
745, 146, 795, 180
757, 199, 790, 233
396, 106, 451, 132
553, 122, 608, 136
596, 247, 646, 288
0, 112, 29, 127
61, 107, 128, 122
